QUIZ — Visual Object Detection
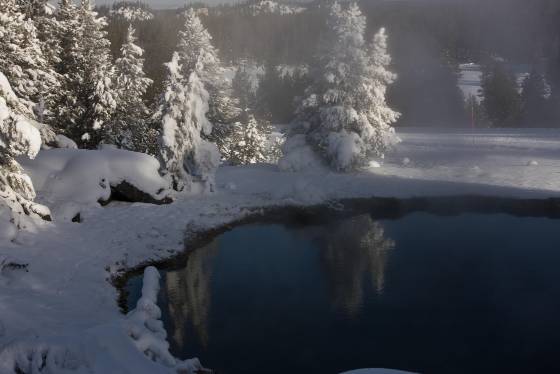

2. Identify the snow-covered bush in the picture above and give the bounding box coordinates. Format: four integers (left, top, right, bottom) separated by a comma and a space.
157, 10, 221, 192
0, 75, 51, 241
282, 2, 400, 172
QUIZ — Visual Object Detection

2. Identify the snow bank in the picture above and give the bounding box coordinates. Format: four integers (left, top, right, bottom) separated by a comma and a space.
20, 148, 172, 221
125, 266, 203, 373
0, 267, 204, 374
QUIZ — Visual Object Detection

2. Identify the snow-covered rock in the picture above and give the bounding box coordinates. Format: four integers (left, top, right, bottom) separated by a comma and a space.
20, 148, 172, 221
527, 160, 539, 166
54, 134, 78, 149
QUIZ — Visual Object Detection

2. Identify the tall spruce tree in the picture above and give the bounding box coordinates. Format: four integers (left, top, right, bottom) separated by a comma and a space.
51, 0, 117, 149
157, 10, 220, 192
106, 26, 155, 152
520, 68, 551, 127
480, 59, 521, 127
0, 0, 58, 116
285, 2, 399, 171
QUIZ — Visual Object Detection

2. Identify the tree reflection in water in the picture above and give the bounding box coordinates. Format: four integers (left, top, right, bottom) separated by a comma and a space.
164, 241, 218, 349
161, 214, 396, 347
317, 214, 395, 316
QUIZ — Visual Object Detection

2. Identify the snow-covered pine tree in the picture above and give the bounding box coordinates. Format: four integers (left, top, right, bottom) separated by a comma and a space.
51, 0, 117, 149
17, 0, 63, 104
106, 25, 155, 153
176, 9, 245, 162
286, 2, 400, 171
520, 68, 551, 127
228, 112, 272, 165
480, 58, 521, 127
0, 72, 51, 241
157, 9, 221, 192
157, 52, 219, 192
0, 0, 58, 117
232, 62, 258, 112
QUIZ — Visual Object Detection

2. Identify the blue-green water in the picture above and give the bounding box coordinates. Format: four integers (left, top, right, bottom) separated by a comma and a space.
126, 212, 560, 374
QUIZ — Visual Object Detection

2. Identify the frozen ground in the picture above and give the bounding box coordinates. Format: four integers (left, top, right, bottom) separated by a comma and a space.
1, 128, 559, 373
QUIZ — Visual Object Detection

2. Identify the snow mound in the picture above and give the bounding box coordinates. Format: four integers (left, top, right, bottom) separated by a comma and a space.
20, 148, 172, 221
0, 268, 204, 374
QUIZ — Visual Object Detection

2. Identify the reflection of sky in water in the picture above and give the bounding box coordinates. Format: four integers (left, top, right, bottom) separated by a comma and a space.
129, 212, 560, 374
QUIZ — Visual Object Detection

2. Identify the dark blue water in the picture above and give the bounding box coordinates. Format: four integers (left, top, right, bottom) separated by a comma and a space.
126, 212, 560, 374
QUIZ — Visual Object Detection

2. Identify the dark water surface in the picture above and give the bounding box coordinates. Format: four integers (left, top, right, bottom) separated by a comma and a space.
126, 212, 560, 374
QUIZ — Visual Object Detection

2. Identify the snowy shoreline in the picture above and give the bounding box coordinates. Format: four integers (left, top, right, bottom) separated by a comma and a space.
2, 129, 560, 373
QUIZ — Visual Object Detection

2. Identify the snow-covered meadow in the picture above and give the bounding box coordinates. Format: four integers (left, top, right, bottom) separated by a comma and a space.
1, 128, 559, 373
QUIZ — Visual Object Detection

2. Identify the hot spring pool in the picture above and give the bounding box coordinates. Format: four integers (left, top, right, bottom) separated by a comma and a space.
125, 211, 560, 374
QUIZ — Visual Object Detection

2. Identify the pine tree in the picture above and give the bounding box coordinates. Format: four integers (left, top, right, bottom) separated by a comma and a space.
17, 0, 61, 67
0, 72, 51, 241
232, 62, 257, 112
51, 0, 117, 149
157, 9, 222, 192
520, 68, 551, 127
228, 112, 272, 165
286, 2, 399, 171
157, 53, 219, 192
480, 59, 521, 127
177, 9, 244, 160
106, 26, 155, 152
0, 0, 58, 115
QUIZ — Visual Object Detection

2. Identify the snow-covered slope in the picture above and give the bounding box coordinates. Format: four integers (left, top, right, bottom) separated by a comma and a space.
1, 129, 559, 373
